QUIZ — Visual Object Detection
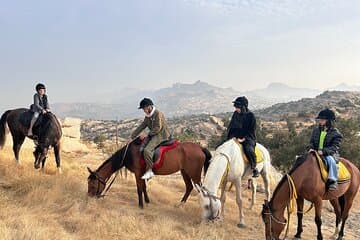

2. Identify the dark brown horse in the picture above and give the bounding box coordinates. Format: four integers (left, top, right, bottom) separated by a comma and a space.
261, 152, 360, 240
0, 108, 62, 172
87, 137, 211, 208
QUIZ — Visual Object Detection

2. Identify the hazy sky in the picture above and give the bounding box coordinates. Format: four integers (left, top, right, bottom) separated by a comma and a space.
1, 0, 360, 110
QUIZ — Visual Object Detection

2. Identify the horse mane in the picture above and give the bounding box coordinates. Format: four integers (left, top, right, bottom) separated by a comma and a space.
270, 152, 313, 202
39, 113, 62, 137
96, 136, 142, 173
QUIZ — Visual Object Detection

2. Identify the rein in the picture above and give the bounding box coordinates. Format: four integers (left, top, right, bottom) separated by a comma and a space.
265, 174, 298, 240
200, 186, 221, 220
199, 153, 230, 221
95, 143, 130, 197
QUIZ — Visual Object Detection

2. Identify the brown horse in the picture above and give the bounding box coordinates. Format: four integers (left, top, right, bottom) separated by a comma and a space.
261, 152, 360, 240
87, 137, 211, 208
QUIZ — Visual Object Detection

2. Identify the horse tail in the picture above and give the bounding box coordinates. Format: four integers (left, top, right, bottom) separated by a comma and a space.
0, 110, 11, 148
202, 147, 212, 175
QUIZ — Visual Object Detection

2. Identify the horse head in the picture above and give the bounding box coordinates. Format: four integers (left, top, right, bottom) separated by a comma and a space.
261, 199, 286, 240
87, 167, 106, 197
195, 184, 221, 221
33, 145, 48, 169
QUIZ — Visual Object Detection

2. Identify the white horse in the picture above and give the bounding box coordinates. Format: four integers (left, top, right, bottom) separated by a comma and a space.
195, 139, 271, 228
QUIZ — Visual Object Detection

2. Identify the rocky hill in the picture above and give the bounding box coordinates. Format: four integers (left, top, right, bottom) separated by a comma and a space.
79, 90, 360, 148
53, 81, 321, 120
255, 91, 360, 121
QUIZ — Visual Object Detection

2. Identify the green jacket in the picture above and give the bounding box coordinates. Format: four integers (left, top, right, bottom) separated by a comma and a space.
131, 109, 171, 142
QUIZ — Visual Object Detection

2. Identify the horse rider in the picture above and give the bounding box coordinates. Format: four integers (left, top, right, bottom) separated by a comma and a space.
28, 83, 51, 137
227, 96, 259, 177
129, 98, 171, 180
307, 108, 343, 190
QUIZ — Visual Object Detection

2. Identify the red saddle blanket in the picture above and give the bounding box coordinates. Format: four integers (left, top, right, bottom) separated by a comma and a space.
140, 139, 178, 169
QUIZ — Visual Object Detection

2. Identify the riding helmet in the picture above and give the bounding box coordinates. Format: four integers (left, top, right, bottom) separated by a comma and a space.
138, 98, 154, 109
232, 96, 248, 108
316, 108, 336, 121
36, 83, 46, 91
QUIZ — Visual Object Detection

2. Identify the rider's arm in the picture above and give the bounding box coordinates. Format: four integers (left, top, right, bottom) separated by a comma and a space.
131, 118, 147, 139
44, 95, 50, 111
322, 130, 343, 156
33, 94, 44, 112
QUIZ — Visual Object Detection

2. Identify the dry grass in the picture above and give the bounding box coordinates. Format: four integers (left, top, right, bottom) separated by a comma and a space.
0, 146, 359, 240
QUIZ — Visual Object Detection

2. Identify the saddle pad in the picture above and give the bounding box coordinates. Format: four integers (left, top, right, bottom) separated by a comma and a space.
234, 140, 263, 164
140, 139, 178, 169
315, 153, 351, 183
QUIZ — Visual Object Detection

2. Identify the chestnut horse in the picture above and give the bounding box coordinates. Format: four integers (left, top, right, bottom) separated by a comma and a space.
261, 152, 360, 240
87, 137, 211, 208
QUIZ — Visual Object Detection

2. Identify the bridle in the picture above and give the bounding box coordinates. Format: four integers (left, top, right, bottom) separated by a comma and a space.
262, 174, 298, 240
90, 143, 130, 198
262, 202, 287, 240
199, 186, 221, 221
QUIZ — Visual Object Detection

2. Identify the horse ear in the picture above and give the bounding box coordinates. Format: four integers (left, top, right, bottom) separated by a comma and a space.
87, 167, 94, 174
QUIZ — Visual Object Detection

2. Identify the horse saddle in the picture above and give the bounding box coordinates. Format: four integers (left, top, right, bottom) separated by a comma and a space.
140, 138, 178, 169
315, 153, 351, 183
233, 140, 264, 164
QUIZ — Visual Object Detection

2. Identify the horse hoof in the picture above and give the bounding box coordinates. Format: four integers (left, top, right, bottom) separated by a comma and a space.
57, 168, 62, 174
294, 237, 301, 240
237, 223, 246, 228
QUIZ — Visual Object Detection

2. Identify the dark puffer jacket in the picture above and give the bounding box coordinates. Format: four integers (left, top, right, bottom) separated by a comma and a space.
307, 126, 343, 161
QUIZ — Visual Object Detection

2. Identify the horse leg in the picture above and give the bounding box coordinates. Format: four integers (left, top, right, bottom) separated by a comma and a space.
260, 167, 271, 201
41, 156, 47, 170
178, 170, 193, 205
12, 134, 25, 164
314, 199, 323, 240
54, 143, 62, 174
249, 177, 257, 210
135, 176, 144, 209
219, 181, 227, 218
337, 195, 354, 240
329, 198, 342, 239
234, 178, 245, 228
143, 180, 150, 204
294, 197, 304, 239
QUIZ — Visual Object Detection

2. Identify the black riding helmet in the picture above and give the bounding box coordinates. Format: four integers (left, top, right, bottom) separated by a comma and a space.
138, 98, 154, 109
232, 96, 248, 108
36, 83, 46, 91
316, 108, 336, 121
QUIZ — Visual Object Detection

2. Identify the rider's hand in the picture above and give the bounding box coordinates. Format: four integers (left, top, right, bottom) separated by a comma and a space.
318, 150, 323, 156
42, 110, 47, 114
308, 148, 315, 153
140, 133, 147, 140
237, 138, 245, 143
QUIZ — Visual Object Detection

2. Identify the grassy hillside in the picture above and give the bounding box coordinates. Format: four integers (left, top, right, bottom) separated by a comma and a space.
0, 146, 360, 239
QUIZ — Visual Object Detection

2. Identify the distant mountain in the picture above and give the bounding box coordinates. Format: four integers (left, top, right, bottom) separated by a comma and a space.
52, 81, 323, 120
329, 83, 360, 92
255, 91, 360, 121
245, 82, 321, 102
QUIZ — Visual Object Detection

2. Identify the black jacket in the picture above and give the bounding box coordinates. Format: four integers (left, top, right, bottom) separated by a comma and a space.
227, 111, 256, 140
307, 126, 343, 160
